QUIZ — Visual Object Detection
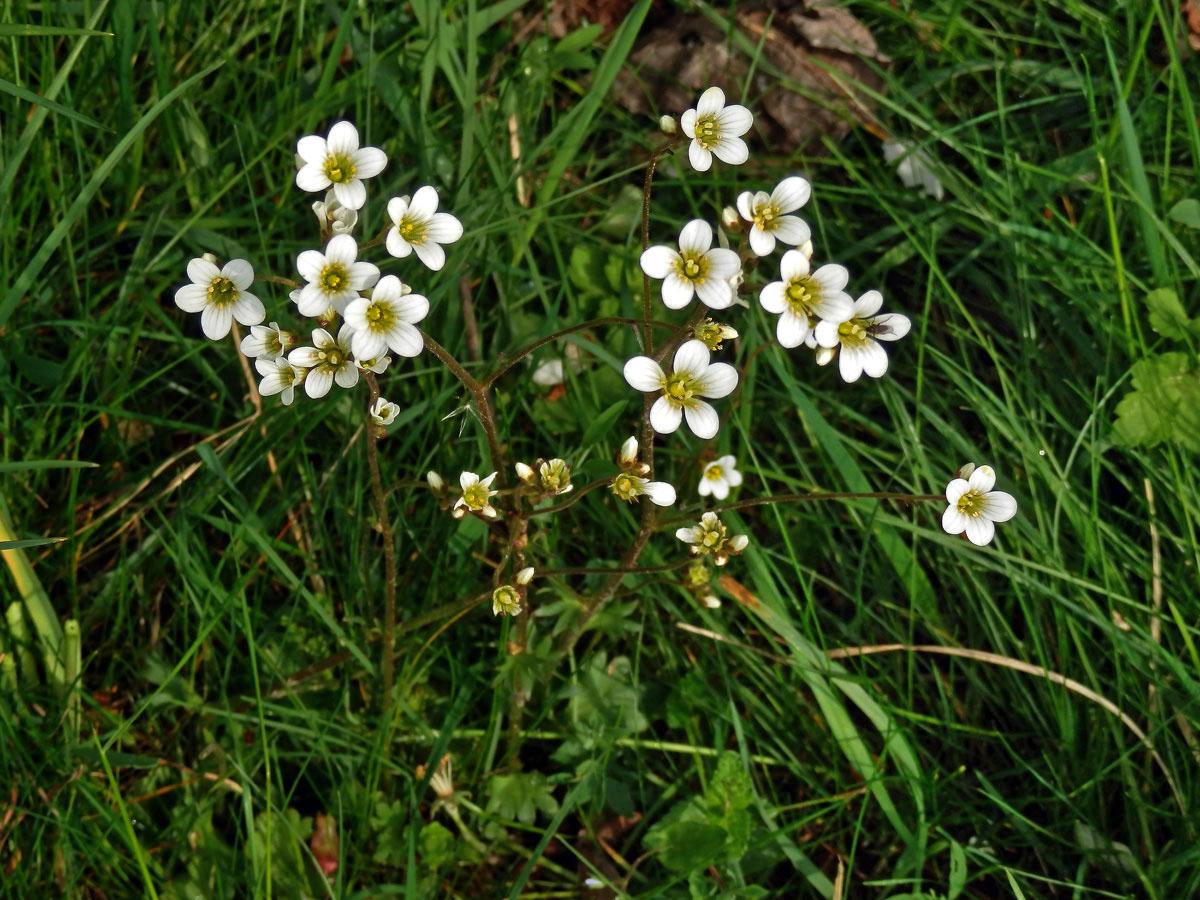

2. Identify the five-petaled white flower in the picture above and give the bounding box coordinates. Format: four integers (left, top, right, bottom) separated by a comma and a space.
343, 274, 428, 360
759, 250, 854, 349
623, 340, 739, 440
370, 397, 400, 427
453, 471, 499, 519
820, 290, 912, 383
941, 463, 1018, 546
255, 357, 305, 406
239, 321, 298, 361
295, 234, 380, 317
386, 187, 464, 271
641, 220, 742, 310
610, 473, 676, 506
698, 455, 743, 500
295, 121, 388, 211
675, 512, 749, 566
287, 326, 359, 398
737, 176, 812, 257
174, 257, 265, 341
680, 86, 753, 172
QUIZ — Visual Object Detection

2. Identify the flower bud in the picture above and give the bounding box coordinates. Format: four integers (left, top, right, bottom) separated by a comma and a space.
700, 593, 722, 609
202, 252, 219, 265
728, 534, 749, 553
659, 114, 677, 135
618, 436, 638, 469
956, 462, 976, 479
798, 239, 814, 260
814, 345, 836, 367
515, 461, 536, 484
515, 566, 535, 585
720, 205, 742, 232
427, 470, 446, 492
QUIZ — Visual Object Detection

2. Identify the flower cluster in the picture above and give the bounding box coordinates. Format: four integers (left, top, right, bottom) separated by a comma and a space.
171, 120, 463, 418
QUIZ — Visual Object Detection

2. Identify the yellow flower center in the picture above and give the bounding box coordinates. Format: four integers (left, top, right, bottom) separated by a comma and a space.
705, 465, 724, 481
319, 263, 349, 295
956, 489, 987, 518
752, 202, 781, 232
611, 473, 641, 502
678, 251, 708, 283
837, 319, 869, 346
785, 276, 821, 316
398, 217, 428, 245
364, 300, 397, 333
325, 349, 344, 368
664, 371, 700, 405
463, 483, 492, 510
207, 277, 237, 308
694, 113, 721, 150
323, 153, 357, 185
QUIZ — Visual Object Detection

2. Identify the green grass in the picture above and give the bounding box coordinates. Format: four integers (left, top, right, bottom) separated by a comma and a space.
2, 1, 1199, 898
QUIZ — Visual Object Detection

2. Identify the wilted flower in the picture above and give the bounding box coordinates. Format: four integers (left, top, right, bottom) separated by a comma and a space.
492, 585, 522, 617
312, 189, 359, 236
883, 139, 944, 201
676, 512, 748, 566
610, 473, 676, 506
692, 319, 738, 352
369, 397, 400, 427
539, 459, 573, 495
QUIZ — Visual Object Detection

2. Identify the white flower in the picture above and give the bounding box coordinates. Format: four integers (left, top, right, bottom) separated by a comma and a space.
254, 357, 305, 406
287, 326, 359, 398
640, 220, 742, 310
385, 187, 464, 271
453, 471, 499, 518
883, 139, 944, 201
623, 340, 739, 440
759, 251, 854, 349
698, 455, 742, 500
295, 121, 388, 211
675, 511, 747, 565
736, 177, 812, 257
369, 397, 400, 426
680, 86, 753, 172
174, 257, 265, 340
312, 189, 359, 236
356, 354, 391, 374
824, 291, 912, 382
343, 274, 428, 360
941, 464, 1018, 546
610, 472, 676, 506
239, 321, 298, 361
295, 234, 380, 316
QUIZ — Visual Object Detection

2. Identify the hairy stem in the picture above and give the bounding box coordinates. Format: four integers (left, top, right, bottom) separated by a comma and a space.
423, 332, 508, 487
363, 372, 397, 702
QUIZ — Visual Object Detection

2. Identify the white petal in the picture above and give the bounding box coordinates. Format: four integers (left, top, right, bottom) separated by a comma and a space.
623, 356, 665, 392
409, 185, 439, 219
771, 216, 810, 246
326, 121, 360, 155
677, 526, 701, 543
333, 179, 367, 210
672, 340, 710, 377
661, 273, 695, 309
680, 108, 698, 138
312, 328, 336, 349
641, 245, 680, 279
710, 479, 730, 501
259, 372, 287, 396
387, 196, 409, 224
759, 281, 786, 314
813, 263, 849, 293
288, 347, 321, 367
684, 402, 720, 439
694, 277, 733, 310
426, 213, 463, 243
779, 250, 810, 282
323, 234, 357, 267
748, 227, 775, 257
726, 467, 743, 487
678, 220, 713, 255
984, 491, 1018, 522
387, 322, 424, 357
643, 482, 677, 506
187, 257, 220, 285
736, 192, 755, 220
222, 258, 254, 289
698, 477, 713, 497
343, 297, 370, 331
200, 305, 232, 340
838, 346, 865, 383
711, 136, 749, 166
305, 367, 333, 398
480, 472, 498, 488
231, 292, 265, 327
871, 313, 911, 341
295, 285, 329, 317
771, 176, 811, 211
941, 506, 967, 535
813, 292, 854, 324
859, 341, 889, 379
353, 147, 388, 179
352, 329, 387, 361
964, 516, 995, 546
969, 466, 997, 493
296, 134, 328, 165
394, 292, 430, 324
689, 142, 712, 172
704, 248, 741, 279
296, 249, 327, 283
413, 240, 446, 271
813, 318, 841, 348
776, 311, 808, 348
649, 396, 682, 433
296, 164, 331, 193
696, 362, 738, 399
696, 86, 725, 115
460, 472, 479, 490
717, 105, 753, 136
854, 290, 884, 318
174, 283, 208, 312
333, 364, 358, 389
944, 478, 970, 504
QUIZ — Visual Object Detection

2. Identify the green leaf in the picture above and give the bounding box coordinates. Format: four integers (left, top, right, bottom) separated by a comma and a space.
707, 752, 754, 816
0, 460, 97, 473
0, 76, 107, 130
1168, 198, 1200, 229
1145, 288, 1192, 340
0, 537, 66, 551
948, 839, 967, 898
581, 400, 630, 449
660, 821, 728, 872
419, 822, 457, 870
486, 772, 559, 824
1113, 353, 1200, 451
0, 24, 112, 36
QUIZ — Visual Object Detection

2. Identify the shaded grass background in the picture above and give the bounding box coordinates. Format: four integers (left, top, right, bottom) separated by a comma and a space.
2, 0, 1199, 897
